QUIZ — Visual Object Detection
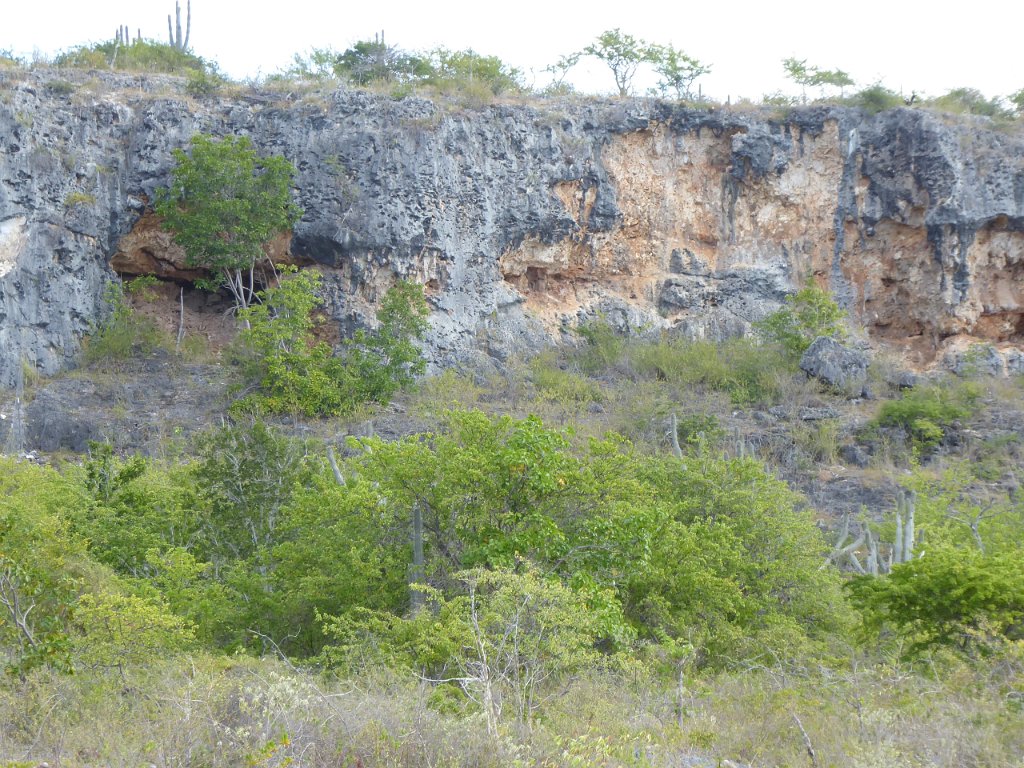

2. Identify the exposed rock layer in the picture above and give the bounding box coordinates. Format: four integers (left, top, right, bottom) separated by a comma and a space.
1, 71, 1023, 385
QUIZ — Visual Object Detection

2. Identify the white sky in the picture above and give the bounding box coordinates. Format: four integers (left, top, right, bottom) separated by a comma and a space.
3, 0, 1022, 102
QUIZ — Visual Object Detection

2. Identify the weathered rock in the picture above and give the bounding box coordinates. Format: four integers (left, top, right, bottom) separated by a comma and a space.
18, 355, 229, 454
839, 443, 871, 468
798, 405, 840, 421
1, 70, 1024, 386
800, 336, 870, 397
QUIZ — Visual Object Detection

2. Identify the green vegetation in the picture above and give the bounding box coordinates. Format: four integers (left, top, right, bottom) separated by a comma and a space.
845, 82, 904, 113
783, 57, 854, 100
233, 272, 428, 417
755, 282, 847, 359
873, 380, 982, 452
4, 315, 1024, 764
583, 29, 661, 97
155, 134, 302, 313
54, 39, 207, 75
578, 29, 710, 99
82, 280, 168, 363
650, 43, 712, 100
926, 87, 1014, 119
1011, 88, 1024, 115
288, 40, 522, 102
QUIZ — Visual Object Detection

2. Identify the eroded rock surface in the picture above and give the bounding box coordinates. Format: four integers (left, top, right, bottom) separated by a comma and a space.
1, 70, 1023, 385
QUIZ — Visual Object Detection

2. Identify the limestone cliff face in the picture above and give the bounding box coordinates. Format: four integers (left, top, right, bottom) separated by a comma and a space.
1, 71, 1023, 385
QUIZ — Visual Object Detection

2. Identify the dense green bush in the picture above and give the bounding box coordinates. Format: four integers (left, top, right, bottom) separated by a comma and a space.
926, 87, 1013, 119
756, 283, 847, 359
844, 83, 904, 113
873, 381, 982, 452
234, 271, 428, 417
848, 546, 1024, 656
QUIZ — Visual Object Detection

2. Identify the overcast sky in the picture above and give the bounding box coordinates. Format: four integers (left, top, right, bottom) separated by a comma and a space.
3, 0, 1021, 102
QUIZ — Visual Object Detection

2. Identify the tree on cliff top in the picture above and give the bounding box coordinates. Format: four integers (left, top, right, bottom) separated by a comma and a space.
584, 29, 659, 97
155, 134, 301, 314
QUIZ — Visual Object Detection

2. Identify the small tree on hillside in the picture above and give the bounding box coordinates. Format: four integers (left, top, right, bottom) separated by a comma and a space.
784, 58, 855, 101
650, 44, 710, 100
155, 134, 302, 315
584, 29, 659, 97
1011, 88, 1024, 115
756, 283, 847, 359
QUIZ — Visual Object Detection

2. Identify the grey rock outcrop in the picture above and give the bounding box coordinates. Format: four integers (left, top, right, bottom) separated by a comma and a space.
1, 70, 1023, 387
800, 336, 870, 397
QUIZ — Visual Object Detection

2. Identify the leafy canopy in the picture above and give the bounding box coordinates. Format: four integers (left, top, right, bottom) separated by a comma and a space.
584, 29, 660, 97
235, 272, 429, 417
155, 134, 301, 311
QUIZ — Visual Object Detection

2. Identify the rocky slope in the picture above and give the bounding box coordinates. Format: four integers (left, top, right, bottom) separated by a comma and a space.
2, 70, 1023, 386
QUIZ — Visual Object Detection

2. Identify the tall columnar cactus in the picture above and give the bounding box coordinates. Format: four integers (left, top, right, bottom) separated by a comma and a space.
828, 490, 918, 576
167, 0, 191, 51
114, 25, 141, 45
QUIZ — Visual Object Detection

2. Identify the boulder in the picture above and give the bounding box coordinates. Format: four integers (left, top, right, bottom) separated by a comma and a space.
799, 336, 869, 397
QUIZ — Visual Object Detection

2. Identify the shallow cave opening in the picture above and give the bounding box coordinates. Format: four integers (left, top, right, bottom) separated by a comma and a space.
525, 266, 548, 292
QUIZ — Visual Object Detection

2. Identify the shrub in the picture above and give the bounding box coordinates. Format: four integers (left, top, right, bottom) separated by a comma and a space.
234, 272, 428, 417
756, 283, 847, 359
631, 336, 786, 405
873, 381, 982, 452
529, 353, 605, 407
83, 281, 167, 363
845, 83, 903, 113
184, 67, 223, 97
927, 88, 1013, 119
55, 39, 207, 74
574, 320, 626, 373
64, 191, 96, 207
847, 546, 1024, 656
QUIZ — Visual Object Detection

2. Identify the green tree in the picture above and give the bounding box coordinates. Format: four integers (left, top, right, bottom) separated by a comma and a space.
155, 134, 302, 314
584, 29, 658, 97
782, 57, 814, 102
783, 58, 853, 101
650, 44, 710, 100
235, 272, 429, 417
346, 280, 430, 404
756, 283, 847, 359
847, 547, 1024, 656
0, 458, 98, 673
1011, 88, 1024, 115
810, 67, 854, 97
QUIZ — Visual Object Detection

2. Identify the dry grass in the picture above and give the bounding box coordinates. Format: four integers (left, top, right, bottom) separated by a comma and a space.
1, 650, 1020, 768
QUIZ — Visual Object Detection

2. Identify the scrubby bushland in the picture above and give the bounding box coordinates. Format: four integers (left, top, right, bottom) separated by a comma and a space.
54, 39, 208, 75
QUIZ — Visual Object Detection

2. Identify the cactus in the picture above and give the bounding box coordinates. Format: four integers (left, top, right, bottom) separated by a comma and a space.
167, 0, 191, 51
113, 25, 142, 46
827, 490, 918, 575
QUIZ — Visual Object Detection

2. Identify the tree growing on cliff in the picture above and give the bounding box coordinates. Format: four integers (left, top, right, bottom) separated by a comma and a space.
1011, 89, 1024, 115
650, 44, 711, 101
584, 29, 659, 97
783, 58, 855, 102
155, 134, 301, 315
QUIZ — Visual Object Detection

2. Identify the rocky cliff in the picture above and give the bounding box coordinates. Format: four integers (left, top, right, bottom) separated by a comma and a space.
2, 70, 1024, 386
